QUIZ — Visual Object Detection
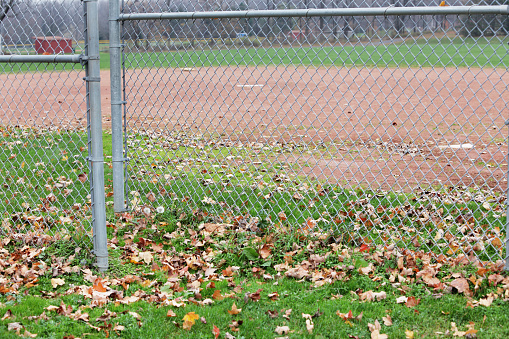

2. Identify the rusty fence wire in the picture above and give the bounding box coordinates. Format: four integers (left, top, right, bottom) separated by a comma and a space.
116, 4, 509, 267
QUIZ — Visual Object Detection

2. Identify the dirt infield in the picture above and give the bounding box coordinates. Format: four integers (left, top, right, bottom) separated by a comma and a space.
1, 66, 507, 191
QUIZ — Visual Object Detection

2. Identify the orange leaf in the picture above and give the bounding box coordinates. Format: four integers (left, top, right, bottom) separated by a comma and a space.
359, 244, 370, 253
212, 324, 220, 339
93, 279, 107, 292
405, 296, 420, 308
212, 290, 224, 301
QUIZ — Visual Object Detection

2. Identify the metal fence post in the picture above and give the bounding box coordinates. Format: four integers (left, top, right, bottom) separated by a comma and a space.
506, 119, 509, 271
109, 0, 126, 213
86, 0, 108, 271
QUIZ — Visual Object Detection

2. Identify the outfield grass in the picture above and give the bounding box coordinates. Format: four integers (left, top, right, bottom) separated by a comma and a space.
123, 38, 509, 69
0, 127, 508, 338
0, 36, 507, 73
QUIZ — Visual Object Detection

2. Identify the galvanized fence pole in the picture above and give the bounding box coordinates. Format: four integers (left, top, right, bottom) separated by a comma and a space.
506, 119, 509, 271
86, 0, 108, 271
109, 0, 126, 213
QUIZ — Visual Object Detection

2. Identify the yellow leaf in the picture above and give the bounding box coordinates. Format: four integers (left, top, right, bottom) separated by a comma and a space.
183, 312, 199, 324
183, 320, 194, 330
405, 329, 414, 339
227, 303, 242, 315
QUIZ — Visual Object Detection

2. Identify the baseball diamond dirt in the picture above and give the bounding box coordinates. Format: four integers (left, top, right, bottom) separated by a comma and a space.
1, 65, 507, 191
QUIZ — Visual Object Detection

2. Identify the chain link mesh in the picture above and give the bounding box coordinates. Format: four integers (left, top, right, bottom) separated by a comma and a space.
121, 4, 508, 265
0, 0, 92, 249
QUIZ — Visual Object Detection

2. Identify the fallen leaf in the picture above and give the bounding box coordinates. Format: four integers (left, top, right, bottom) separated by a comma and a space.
167, 310, 177, 317
396, 296, 408, 304
302, 313, 314, 334
451, 322, 466, 336
259, 244, 272, 259
227, 303, 242, 315
405, 296, 420, 308
182, 312, 199, 330
405, 329, 414, 339
51, 278, 65, 289
1, 309, 12, 321
479, 296, 494, 307
138, 251, 153, 265
371, 330, 388, 339
450, 278, 470, 294
212, 324, 220, 339
274, 326, 290, 335
212, 290, 224, 301
383, 315, 392, 326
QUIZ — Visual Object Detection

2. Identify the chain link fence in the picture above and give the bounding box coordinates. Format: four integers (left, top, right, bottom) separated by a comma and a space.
0, 0, 107, 269
118, 3, 509, 265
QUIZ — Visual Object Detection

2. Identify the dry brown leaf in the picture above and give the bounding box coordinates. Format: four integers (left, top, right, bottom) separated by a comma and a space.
1, 309, 12, 321
451, 322, 466, 336
405, 296, 420, 308
138, 251, 153, 265
227, 303, 241, 315
212, 290, 224, 301
167, 310, 177, 317
382, 315, 392, 326
274, 326, 290, 335
259, 244, 272, 259
50, 278, 65, 289
450, 278, 470, 294
302, 313, 314, 334
371, 330, 388, 339
479, 296, 494, 307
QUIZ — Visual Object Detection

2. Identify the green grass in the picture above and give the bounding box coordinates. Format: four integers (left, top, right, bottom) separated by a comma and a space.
0, 36, 507, 73
0, 210, 508, 338
124, 130, 506, 262
123, 38, 509, 69
0, 126, 115, 248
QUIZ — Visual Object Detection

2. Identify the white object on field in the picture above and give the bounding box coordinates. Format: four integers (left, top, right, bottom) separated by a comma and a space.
438, 143, 474, 150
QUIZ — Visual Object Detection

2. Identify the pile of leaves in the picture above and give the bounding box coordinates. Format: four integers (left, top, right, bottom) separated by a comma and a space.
0, 207, 508, 337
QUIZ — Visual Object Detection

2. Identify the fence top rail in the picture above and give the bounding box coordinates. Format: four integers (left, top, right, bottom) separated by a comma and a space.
0, 54, 83, 64
119, 5, 509, 21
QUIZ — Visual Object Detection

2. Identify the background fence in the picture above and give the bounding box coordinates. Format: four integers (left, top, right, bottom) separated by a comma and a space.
1, 1, 508, 269
117, 4, 509, 265
0, 0, 107, 270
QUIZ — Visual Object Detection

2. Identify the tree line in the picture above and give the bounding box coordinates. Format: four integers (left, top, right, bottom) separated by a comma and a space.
0, 0, 508, 49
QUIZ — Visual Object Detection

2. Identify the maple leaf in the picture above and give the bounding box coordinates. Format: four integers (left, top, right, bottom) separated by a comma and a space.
93, 279, 107, 293
383, 315, 392, 326
274, 326, 290, 335
182, 312, 199, 330
228, 303, 242, 315
258, 244, 272, 259
138, 251, 153, 264
450, 278, 470, 294
212, 324, 220, 339
51, 278, 65, 289
479, 296, 494, 307
1, 309, 12, 321
212, 290, 224, 301
247, 289, 263, 302
302, 313, 314, 334
405, 296, 420, 308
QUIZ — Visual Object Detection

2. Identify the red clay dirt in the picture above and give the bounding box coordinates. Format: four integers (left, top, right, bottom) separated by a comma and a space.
1, 66, 507, 191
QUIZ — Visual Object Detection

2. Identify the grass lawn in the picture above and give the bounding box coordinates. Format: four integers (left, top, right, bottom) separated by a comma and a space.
0, 126, 508, 337
0, 36, 507, 73
122, 37, 509, 69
